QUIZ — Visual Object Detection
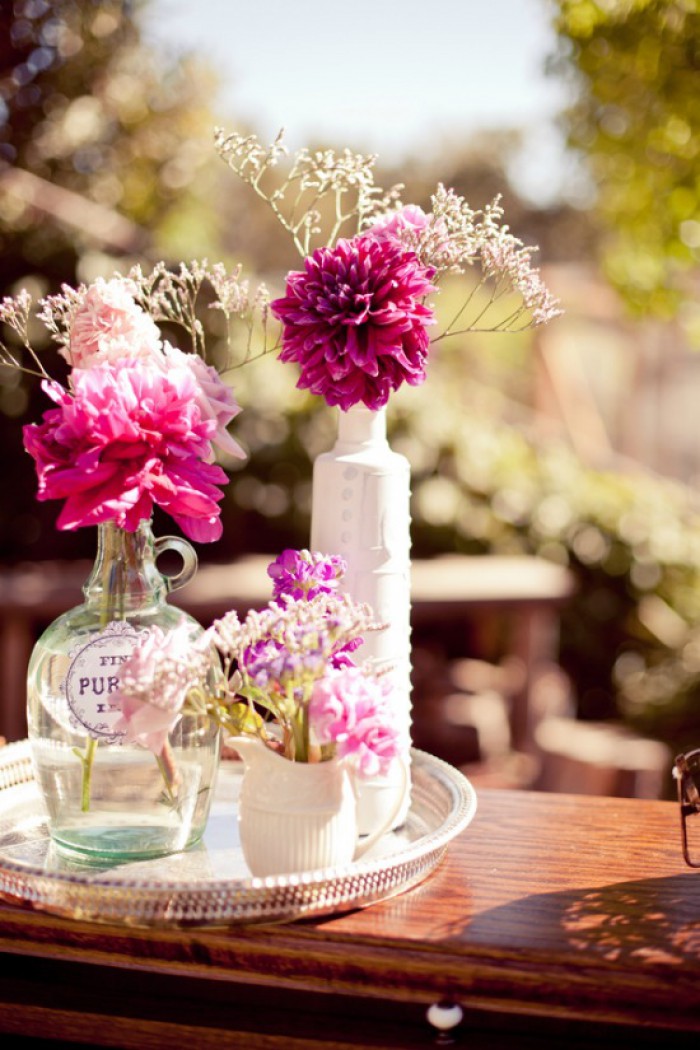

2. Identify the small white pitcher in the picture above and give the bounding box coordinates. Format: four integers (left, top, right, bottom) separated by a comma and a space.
233, 736, 406, 877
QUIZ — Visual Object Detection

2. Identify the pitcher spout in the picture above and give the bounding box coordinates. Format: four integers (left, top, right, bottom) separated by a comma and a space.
226, 733, 282, 773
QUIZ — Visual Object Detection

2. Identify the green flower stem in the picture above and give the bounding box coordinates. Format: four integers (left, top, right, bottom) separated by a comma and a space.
288, 693, 309, 763
79, 524, 122, 812
156, 746, 181, 807
73, 737, 98, 812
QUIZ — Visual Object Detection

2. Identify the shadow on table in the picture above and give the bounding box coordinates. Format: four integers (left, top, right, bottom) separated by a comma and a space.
458, 872, 700, 964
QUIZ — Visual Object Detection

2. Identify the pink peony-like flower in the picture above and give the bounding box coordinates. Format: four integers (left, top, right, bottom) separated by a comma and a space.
23, 361, 228, 541
267, 548, 347, 601
308, 666, 405, 777
64, 277, 162, 369
162, 343, 245, 460
366, 204, 431, 248
112, 622, 208, 754
270, 236, 436, 411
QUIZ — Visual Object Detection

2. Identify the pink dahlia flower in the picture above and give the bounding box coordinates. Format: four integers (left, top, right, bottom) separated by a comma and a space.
162, 343, 245, 460
308, 666, 405, 778
23, 362, 228, 542
64, 277, 162, 369
270, 236, 435, 410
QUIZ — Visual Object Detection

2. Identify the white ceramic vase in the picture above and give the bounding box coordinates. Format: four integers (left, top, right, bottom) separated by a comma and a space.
234, 737, 402, 878
310, 404, 412, 832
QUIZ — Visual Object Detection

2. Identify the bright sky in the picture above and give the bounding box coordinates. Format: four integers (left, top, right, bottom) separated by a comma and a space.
143, 0, 572, 202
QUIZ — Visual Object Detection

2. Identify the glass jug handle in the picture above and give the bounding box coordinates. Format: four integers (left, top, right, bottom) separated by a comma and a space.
154, 535, 198, 593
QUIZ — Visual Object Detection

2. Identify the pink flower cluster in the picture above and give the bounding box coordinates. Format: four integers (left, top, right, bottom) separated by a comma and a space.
23, 278, 243, 542
271, 226, 435, 411
112, 622, 209, 753
367, 204, 431, 247
309, 666, 405, 778
63, 277, 162, 368
111, 550, 399, 770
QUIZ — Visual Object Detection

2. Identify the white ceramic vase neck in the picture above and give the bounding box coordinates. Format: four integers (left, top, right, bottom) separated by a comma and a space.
334, 404, 389, 449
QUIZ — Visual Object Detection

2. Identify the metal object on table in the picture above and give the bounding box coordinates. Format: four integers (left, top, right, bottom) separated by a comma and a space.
0, 742, 476, 927
673, 748, 700, 868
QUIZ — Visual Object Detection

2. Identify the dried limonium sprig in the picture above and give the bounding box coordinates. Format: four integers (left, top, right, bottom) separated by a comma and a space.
126, 260, 277, 366
0, 289, 51, 380
216, 127, 562, 376
0, 261, 278, 382
371, 184, 562, 335
215, 126, 403, 257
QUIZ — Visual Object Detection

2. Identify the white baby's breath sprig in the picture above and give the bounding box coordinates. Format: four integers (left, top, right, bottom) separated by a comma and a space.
208, 593, 376, 659
208, 592, 380, 684
128, 260, 278, 366
413, 185, 563, 338
0, 288, 52, 380
127, 261, 209, 358
0, 260, 280, 386
36, 283, 91, 352
215, 126, 404, 257
206, 263, 277, 366
479, 231, 562, 329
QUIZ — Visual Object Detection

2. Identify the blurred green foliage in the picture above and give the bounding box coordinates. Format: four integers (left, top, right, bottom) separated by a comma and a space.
390, 343, 700, 754
553, 0, 700, 334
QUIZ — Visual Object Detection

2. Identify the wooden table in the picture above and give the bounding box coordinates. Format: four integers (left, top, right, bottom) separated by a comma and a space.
0, 554, 574, 745
0, 788, 697, 1048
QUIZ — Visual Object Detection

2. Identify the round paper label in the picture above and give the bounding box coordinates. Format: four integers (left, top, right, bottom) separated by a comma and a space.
64, 622, 141, 741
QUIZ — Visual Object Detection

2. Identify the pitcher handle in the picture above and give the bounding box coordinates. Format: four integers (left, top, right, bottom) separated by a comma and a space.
353, 756, 409, 862
154, 535, 198, 593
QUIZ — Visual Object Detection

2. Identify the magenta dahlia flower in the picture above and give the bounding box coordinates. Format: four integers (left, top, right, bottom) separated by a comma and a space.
23, 362, 228, 542
270, 236, 435, 410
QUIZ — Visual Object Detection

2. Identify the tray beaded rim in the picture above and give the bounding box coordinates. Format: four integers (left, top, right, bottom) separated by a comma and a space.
0, 740, 477, 926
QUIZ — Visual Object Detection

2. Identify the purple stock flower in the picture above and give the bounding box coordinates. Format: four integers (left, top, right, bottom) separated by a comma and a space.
240, 637, 304, 692
267, 549, 347, 601
270, 236, 435, 410
241, 630, 330, 699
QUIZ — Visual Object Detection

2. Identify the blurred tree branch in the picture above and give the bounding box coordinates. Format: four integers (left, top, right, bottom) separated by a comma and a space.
0, 166, 148, 252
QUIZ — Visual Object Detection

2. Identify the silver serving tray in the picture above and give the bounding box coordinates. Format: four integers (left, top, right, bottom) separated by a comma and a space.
0, 740, 476, 928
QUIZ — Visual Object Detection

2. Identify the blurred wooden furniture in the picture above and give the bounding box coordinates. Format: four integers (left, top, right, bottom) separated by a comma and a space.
0, 554, 574, 743
409, 556, 575, 751
0, 788, 695, 1047
533, 716, 672, 799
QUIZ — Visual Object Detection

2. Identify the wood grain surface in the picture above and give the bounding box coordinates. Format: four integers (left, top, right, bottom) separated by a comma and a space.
0, 787, 698, 1048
